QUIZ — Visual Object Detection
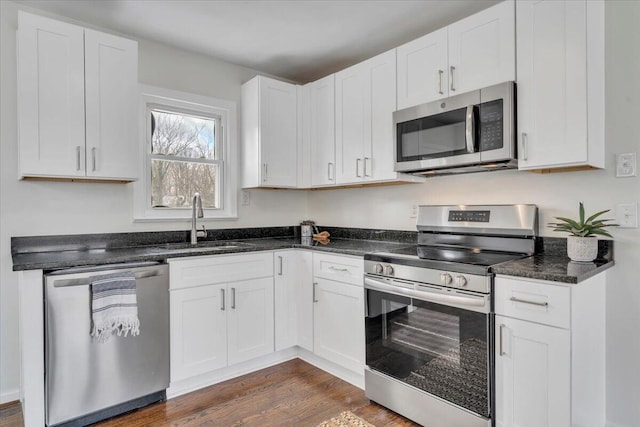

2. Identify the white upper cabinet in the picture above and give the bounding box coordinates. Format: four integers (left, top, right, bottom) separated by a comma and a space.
17, 11, 138, 181
241, 76, 298, 188
517, 0, 604, 171
308, 75, 336, 186
336, 49, 416, 185
447, 0, 515, 95
396, 0, 515, 109
397, 28, 448, 110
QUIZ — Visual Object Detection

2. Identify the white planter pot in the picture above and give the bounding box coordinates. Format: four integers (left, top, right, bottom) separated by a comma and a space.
567, 236, 598, 262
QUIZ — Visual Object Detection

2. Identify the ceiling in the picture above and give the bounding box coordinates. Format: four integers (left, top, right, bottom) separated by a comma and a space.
16, 0, 500, 83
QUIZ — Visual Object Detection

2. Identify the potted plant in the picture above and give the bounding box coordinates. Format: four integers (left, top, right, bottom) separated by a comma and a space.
548, 202, 618, 262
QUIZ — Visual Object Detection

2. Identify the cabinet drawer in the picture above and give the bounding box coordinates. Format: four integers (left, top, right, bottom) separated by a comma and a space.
313, 253, 363, 286
495, 277, 570, 329
169, 252, 273, 290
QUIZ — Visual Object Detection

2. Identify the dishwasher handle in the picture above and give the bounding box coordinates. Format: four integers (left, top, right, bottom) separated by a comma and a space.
52, 265, 166, 288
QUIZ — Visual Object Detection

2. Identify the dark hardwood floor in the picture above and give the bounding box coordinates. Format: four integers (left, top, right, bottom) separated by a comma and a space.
0, 359, 418, 427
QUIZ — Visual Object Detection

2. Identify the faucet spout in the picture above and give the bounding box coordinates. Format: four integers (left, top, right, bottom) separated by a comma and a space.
191, 193, 207, 245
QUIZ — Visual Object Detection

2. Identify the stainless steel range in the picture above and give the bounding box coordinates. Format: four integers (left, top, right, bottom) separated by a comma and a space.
364, 205, 538, 427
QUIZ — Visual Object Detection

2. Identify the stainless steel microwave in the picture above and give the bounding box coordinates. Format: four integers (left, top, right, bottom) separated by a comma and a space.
394, 81, 516, 176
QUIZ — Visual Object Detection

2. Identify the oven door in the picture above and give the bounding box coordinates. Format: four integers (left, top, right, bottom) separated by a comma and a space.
364, 276, 492, 419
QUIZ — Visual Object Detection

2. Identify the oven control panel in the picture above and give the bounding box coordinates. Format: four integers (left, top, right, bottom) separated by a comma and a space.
364, 260, 491, 294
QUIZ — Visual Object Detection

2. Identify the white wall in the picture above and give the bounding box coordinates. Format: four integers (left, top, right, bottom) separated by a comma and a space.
308, 2, 640, 425
0, 0, 308, 403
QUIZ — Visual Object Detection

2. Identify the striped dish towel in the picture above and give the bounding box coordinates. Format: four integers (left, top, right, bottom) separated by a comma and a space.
90, 271, 140, 343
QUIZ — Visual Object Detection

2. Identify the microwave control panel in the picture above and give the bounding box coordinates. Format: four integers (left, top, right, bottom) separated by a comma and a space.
479, 99, 503, 151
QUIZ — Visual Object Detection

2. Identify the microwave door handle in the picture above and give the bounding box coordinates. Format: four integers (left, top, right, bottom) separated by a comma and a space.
465, 105, 476, 153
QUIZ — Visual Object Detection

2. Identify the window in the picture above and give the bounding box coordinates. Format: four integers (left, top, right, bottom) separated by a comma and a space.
134, 85, 237, 221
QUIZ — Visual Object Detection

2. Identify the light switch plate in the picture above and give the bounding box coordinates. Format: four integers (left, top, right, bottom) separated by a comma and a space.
616, 203, 638, 228
616, 153, 637, 177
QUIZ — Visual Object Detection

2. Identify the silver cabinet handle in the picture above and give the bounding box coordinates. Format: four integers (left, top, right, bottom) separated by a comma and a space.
76, 146, 82, 171
327, 163, 332, 181
221, 288, 225, 311
499, 324, 506, 356
329, 266, 349, 272
262, 163, 268, 182
91, 147, 97, 172
364, 157, 370, 177
313, 282, 318, 303
356, 158, 362, 177
438, 69, 444, 95
510, 296, 548, 307
231, 287, 236, 309
278, 256, 283, 276
521, 133, 529, 161
53, 268, 165, 287
450, 66, 456, 92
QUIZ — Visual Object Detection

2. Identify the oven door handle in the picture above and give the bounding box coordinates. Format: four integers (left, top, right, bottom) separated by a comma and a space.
364, 277, 489, 313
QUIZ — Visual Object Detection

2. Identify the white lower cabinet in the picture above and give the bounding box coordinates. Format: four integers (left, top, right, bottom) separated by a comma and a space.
313, 277, 365, 374
494, 274, 606, 427
495, 315, 570, 427
169, 253, 274, 384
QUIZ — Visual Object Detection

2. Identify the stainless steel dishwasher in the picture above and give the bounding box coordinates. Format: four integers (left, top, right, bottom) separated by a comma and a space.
44, 262, 169, 427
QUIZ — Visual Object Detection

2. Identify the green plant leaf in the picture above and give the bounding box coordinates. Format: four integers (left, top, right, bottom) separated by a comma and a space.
586, 209, 610, 223
579, 202, 585, 224
554, 217, 581, 229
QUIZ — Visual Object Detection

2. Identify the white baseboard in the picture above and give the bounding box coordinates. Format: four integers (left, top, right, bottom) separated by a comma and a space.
606, 421, 633, 427
167, 347, 298, 399
297, 348, 364, 390
0, 389, 20, 405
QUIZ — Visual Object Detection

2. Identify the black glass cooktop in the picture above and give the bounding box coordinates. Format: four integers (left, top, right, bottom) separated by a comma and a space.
365, 245, 528, 275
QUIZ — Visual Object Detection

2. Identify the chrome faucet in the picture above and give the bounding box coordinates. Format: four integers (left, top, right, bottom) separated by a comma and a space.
190, 192, 207, 245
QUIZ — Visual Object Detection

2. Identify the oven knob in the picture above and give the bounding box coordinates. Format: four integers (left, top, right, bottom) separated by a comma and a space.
384, 265, 395, 276
374, 263, 384, 274
440, 273, 453, 285
455, 275, 468, 287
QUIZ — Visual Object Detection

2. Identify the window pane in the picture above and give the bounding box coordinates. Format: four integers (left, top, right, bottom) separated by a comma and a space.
151, 110, 217, 159
151, 159, 219, 209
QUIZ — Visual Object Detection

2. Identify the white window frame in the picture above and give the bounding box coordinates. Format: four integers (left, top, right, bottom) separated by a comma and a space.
133, 84, 238, 221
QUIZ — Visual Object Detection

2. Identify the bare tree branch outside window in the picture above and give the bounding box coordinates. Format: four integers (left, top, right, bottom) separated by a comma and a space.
150, 110, 221, 209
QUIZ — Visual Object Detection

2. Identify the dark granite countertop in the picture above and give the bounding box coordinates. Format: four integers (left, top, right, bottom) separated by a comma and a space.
491, 255, 614, 284
11, 227, 614, 283
11, 234, 415, 272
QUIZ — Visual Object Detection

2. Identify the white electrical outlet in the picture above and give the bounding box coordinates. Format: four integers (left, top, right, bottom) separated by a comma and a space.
410, 204, 419, 219
616, 203, 638, 228
616, 153, 637, 177
241, 190, 251, 206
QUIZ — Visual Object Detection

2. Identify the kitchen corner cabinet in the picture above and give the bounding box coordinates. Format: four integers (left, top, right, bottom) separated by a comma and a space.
494, 274, 606, 427
312, 253, 365, 374
241, 76, 298, 188
169, 253, 274, 383
17, 11, 138, 181
274, 250, 313, 351
335, 49, 417, 185
396, 0, 515, 109
307, 75, 337, 187
516, 0, 604, 171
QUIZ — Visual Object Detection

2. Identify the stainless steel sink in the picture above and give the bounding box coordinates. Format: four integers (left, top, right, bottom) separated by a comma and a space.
146, 241, 253, 255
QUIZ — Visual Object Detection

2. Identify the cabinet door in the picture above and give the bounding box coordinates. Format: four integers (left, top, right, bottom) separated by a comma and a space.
448, 0, 515, 96
170, 284, 227, 382
17, 12, 86, 178
84, 29, 138, 180
260, 77, 298, 187
396, 28, 448, 109
516, 0, 588, 170
296, 251, 314, 352
309, 75, 336, 186
313, 278, 364, 374
227, 277, 275, 365
274, 251, 297, 351
367, 49, 397, 182
335, 63, 367, 184
495, 315, 570, 427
